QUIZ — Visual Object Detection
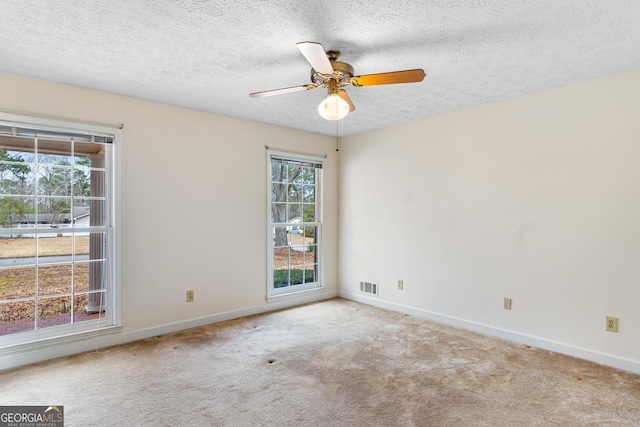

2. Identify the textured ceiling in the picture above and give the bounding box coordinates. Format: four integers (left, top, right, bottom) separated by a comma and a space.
1, 1, 640, 136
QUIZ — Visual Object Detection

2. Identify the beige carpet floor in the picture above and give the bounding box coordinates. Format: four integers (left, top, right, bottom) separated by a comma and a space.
1, 298, 640, 426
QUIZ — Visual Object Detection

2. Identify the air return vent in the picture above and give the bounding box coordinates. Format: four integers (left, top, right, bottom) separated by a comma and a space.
360, 281, 378, 296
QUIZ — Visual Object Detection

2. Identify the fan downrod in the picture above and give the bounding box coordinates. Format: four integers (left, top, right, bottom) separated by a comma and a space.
326, 50, 341, 61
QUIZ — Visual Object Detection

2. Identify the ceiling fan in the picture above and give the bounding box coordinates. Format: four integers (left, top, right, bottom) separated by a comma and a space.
250, 41, 426, 121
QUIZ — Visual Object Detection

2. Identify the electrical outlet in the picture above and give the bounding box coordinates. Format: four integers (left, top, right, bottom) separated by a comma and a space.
606, 316, 618, 333
503, 297, 512, 310
186, 290, 194, 303
397, 280, 404, 290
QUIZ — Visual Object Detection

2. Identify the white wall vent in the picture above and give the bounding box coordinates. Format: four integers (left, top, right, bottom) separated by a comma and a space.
360, 281, 378, 296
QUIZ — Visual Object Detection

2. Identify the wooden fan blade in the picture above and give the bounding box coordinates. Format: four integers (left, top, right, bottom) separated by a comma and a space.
350, 69, 426, 87
338, 90, 355, 112
250, 84, 317, 98
296, 41, 334, 75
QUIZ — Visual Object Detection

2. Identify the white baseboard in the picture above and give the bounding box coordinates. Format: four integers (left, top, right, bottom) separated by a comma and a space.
339, 290, 640, 375
0, 289, 337, 371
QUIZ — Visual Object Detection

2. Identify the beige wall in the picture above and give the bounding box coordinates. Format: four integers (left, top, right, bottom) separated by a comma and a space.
0, 71, 338, 336
3, 66, 640, 372
339, 68, 640, 370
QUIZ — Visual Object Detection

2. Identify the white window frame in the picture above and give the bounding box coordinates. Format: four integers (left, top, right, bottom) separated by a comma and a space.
0, 112, 122, 354
267, 149, 324, 300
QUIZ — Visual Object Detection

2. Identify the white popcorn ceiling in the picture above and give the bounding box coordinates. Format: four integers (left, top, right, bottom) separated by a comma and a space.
1, 1, 639, 136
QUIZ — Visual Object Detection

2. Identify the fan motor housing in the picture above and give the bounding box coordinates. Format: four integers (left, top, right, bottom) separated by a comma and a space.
332, 61, 354, 77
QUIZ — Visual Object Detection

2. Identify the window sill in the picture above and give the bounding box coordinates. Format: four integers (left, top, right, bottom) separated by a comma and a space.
266, 286, 328, 303
0, 323, 124, 358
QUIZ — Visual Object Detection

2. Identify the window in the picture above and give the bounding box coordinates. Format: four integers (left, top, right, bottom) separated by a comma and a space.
268, 151, 323, 298
0, 113, 120, 345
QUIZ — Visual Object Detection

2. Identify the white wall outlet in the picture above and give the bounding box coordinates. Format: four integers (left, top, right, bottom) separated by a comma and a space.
186, 290, 195, 303
397, 280, 404, 290
503, 297, 512, 310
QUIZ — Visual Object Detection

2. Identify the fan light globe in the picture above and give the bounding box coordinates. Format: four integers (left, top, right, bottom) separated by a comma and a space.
318, 94, 349, 120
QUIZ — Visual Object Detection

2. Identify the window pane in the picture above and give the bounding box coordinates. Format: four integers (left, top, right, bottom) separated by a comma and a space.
288, 204, 301, 222
74, 262, 90, 292
290, 253, 304, 268
72, 167, 91, 198
303, 204, 315, 222
288, 184, 302, 202
302, 169, 315, 184
89, 169, 105, 195
273, 269, 289, 288
37, 197, 71, 225
74, 234, 90, 257
290, 269, 305, 286
73, 293, 90, 319
0, 196, 35, 229
74, 198, 106, 227
37, 295, 71, 329
271, 161, 284, 183
0, 136, 35, 153
87, 232, 107, 261
38, 264, 72, 296
0, 235, 36, 259
38, 234, 72, 260
286, 165, 301, 183
273, 226, 288, 248
273, 247, 290, 270
288, 229, 307, 252
72, 202, 91, 227
1, 150, 35, 196
304, 247, 317, 266
302, 184, 315, 203
272, 183, 285, 202
37, 165, 73, 196
85, 290, 107, 315
38, 150, 72, 166
6, 174, 35, 196
1, 169, 35, 196
73, 292, 106, 322
286, 220, 303, 236
0, 266, 36, 299
303, 226, 316, 242
74, 141, 103, 162
0, 299, 35, 335
272, 203, 286, 224
304, 268, 316, 283
84, 260, 106, 291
